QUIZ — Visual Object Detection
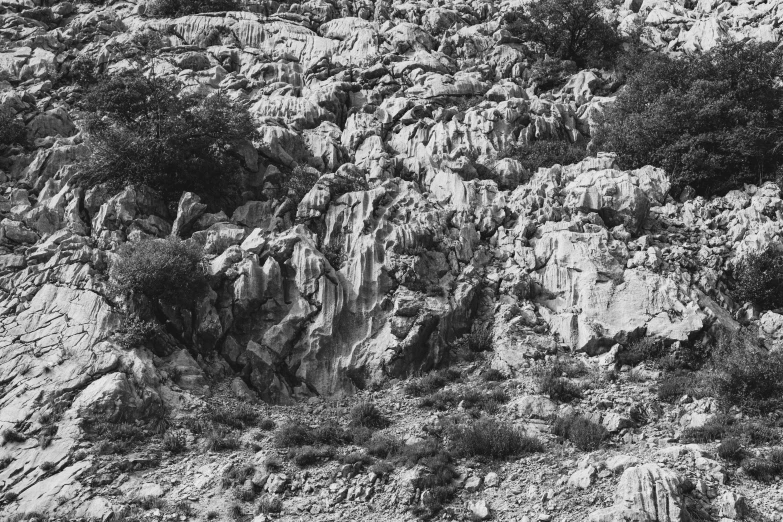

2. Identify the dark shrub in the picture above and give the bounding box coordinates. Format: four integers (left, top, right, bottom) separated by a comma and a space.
448, 416, 544, 459
681, 414, 733, 443
617, 337, 664, 367
364, 432, 403, 458
350, 402, 388, 429
395, 439, 457, 520
553, 415, 608, 451
404, 368, 462, 397
420, 386, 509, 413
2, 428, 25, 444
467, 325, 493, 352
709, 329, 783, 414
481, 368, 507, 382
717, 438, 743, 462
147, 0, 241, 17
312, 420, 350, 445
741, 456, 782, 482
221, 463, 255, 489
258, 494, 283, 514
289, 445, 333, 467
274, 422, 313, 448
259, 418, 276, 431
204, 427, 240, 451
80, 70, 257, 209
503, 139, 589, 172
596, 42, 783, 196
506, 0, 622, 68
114, 315, 161, 349
526, 57, 579, 91
732, 249, 783, 311
110, 237, 206, 307
163, 429, 187, 453
288, 165, 320, 205
535, 359, 585, 402
0, 111, 27, 149
209, 403, 259, 429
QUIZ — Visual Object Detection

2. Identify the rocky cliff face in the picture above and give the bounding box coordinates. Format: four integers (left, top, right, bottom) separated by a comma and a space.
1, 0, 783, 520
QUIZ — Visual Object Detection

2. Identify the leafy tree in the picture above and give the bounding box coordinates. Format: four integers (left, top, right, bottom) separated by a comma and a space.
595, 42, 783, 195
80, 70, 257, 210
147, 0, 241, 17
506, 0, 622, 68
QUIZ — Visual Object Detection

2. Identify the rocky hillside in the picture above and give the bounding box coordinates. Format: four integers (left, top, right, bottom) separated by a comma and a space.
2, 0, 783, 520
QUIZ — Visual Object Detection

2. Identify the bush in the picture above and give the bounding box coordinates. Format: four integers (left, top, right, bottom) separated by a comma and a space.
258, 494, 283, 514
209, 403, 259, 430
535, 359, 586, 402
506, 0, 622, 68
110, 237, 206, 307
553, 415, 608, 451
0, 111, 27, 149
288, 165, 320, 205
503, 139, 589, 172
467, 325, 493, 352
147, 0, 241, 17
163, 429, 187, 453
480, 368, 507, 382
350, 402, 388, 429
617, 337, 664, 367
364, 432, 403, 458
732, 249, 783, 311
420, 386, 509, 413
395, 439, 457, 520
80, 70, 257, 209
681, 415, 779, 445
259, 418, 276, 431
2, 428, 25, 444
448, 416, 544, 459
404, 368, 462, 397
274, 420, 349, 448
709, 329, 783, 414
222, 463, 255, 490
717, 438, 744, 462
596, 42, 783, 196
741, 455, 782, 482
204, 427, 241, 451
289, 445, 333, 467
114, 315, 161, 349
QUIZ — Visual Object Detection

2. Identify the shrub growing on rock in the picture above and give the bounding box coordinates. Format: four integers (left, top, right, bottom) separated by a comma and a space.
147, 0, 241, 17
732, 249, 783, 311
80, 70, 257, 209
110, 237, 206, 307
553, 415, 607, 451
0, 112, 27, 150
506, 0, 622, 68
349, 402, 388, 429
595, 42, 783, 196
502, 139, 589, 172
709, 329, 783, 414
448, 416, 544, 459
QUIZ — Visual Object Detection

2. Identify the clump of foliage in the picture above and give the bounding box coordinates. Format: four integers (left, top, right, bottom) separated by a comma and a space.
80, 70, 257, 209
466, 325, 493, 352
502, 139, 589, 173
350, 402, 389, 429
257, 494, 283, 514
709, 329, 783, 414
420, 385, 509, 413
506, 0, 622, 68
448, 416, 544, 459
2, 428, 25, 444
147, 0, 241, 17
287, 165, 320, 204
657, 371, 708, 403
404, 368, 463, 397
364, 432, 403, 459
534, 358, 588, 402
110, 237, 206, 307
595, 42, 783, 196
396, 438, 457, 520
288, 445, 334, 467
114, 314, 161, 349
163, 429, 187, 453
717, 438, 744, 462
681, 414, 779, 445
0, 111, 27, 150
741, 449, 783, 482
732, 249, 783, 311
208, 402, 259, 430
553, 414, 608, 451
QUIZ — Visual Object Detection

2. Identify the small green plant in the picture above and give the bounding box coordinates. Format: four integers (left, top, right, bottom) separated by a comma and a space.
288, 445, 334, 467
39, 461, 56, 472
616, 337, 664, 367
717, 438, 744, 462
350, 402, 388, 429
741, 450, 783, 482
208, 402, 259, 430
448, 416, 544, 459
110, 237, 206, 308
553, 415, 608, 451
258, 494, 283, 514
115, 315, 161, 350
204, 427, 241, 451
733, 249, 783, 311
163, 429, 187, 453
466, 325, 493, 352
364, 432, 403, 459
2, 428, 26, 444
0, 455, 12, 469
404, 368, 462, 397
